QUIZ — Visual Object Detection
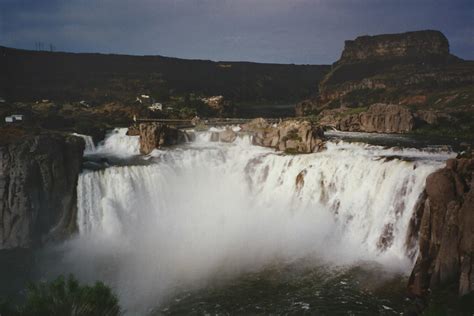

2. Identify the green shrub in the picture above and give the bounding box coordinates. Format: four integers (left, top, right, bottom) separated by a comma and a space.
0, 275, 121, 316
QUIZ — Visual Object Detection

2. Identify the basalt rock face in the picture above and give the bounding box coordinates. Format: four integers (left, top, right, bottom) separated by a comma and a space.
0, 133, 84, 249
339, 30, 449, 63
341, 103, 415, 133
138, 123, 187, 154
244, 119, 325, 153
408, 156, 474, 297
297, 31, 474, 138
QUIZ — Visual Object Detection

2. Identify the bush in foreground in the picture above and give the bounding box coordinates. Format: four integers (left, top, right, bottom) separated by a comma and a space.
0, 275, 120, 316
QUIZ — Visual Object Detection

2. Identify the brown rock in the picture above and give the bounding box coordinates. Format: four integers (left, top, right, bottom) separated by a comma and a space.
139, 123, 184, 154
358, 103, 414, 133
408, 157, 474, 297
340, 30, 449, 63
0, 133, 84, 249
126, 125, 140, 136
278, 120, 325, 153
241, 118, 270, 132
218, 129, 237, 143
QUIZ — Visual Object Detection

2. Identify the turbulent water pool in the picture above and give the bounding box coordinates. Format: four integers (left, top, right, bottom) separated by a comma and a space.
42, 128, 455, 314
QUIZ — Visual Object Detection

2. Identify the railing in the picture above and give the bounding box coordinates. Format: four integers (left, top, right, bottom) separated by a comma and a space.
134, 117, 317, 127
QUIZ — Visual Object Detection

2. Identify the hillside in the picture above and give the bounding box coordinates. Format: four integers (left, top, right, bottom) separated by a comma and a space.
0, 46, 329, 110
296, 30, 474, 139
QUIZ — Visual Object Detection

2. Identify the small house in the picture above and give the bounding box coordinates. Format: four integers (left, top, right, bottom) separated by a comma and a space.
5, 116, 14, 123
12, 114, 23, 121
149, 103, 163, 111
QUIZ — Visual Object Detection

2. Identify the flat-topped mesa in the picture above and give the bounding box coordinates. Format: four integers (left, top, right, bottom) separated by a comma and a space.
338, 30, 450, 64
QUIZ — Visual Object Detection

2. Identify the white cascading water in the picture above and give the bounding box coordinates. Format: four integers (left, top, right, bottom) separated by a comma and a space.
63, 128, 453, 312
72, 133, 96, 154
93, 128, 140, 157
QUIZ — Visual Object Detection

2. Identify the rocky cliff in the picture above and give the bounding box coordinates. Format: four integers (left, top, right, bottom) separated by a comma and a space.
139, 123, 188, 154
320, 103, 415, 133
0, 131, 84, 249
409, 155, 474, 297
297, 30, 474, 138
339, 30, 449, 63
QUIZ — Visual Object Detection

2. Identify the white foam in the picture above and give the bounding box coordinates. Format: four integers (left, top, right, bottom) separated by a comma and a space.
66, 131, 453, 313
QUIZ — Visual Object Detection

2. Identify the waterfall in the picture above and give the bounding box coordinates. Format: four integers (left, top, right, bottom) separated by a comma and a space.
68, 129, 453, 311
92, 128, 140, 157
72, 133, 96, 154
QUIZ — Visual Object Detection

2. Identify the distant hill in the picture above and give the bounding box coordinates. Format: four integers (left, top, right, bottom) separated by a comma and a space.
0, 46, 329, 110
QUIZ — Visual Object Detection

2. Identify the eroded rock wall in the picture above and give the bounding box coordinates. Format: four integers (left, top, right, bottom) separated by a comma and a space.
244, 119, 325, 153
0, 133, 84, 249
409, 156, 474, 296
340, 30, 449, 63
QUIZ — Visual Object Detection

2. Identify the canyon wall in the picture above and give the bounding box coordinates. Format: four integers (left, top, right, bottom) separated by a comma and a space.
409, 155, 474, 296
0, 132, 84, 249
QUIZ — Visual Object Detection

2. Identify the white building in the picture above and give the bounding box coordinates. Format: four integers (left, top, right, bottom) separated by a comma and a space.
149, 102, 163, 111
4, 114, 24, 123
12, 114, 23, 121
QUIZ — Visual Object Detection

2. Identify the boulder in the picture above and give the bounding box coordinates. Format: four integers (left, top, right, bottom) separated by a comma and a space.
408, 157, 474, 296
249, 119, 325, 154
0, 133, 85, 249
126, 124, 140, 136
218, 129, 237, 143
241, 118, 270, 132
139, 123, 185, 154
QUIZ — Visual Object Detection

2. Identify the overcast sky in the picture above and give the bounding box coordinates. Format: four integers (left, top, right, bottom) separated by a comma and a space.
0, 0, 472, 64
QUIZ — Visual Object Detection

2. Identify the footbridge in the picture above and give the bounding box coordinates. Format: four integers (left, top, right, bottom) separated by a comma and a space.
134, 117, 315, 128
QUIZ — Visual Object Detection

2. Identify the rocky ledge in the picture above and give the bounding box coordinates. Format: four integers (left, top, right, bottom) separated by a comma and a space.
319, 103, 416, 133
0, 129, 85, 249
138, 123, 189, 155
242, 118, 325, 154
409, 154, 474, 297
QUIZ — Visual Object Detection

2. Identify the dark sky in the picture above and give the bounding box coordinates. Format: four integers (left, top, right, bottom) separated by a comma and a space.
0, 0, 472, 64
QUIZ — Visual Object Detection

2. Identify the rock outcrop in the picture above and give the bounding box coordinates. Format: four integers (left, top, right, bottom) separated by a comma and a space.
339, 30, 449, 63
317, 104, 413, 133
0, 133, 84, 249
244, 119, 325, 153
138, 123, 187, 154
296, 31, 474, 139
408, 156, 474, 296
210, 129, 237, 143
340, 103, 414, 133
